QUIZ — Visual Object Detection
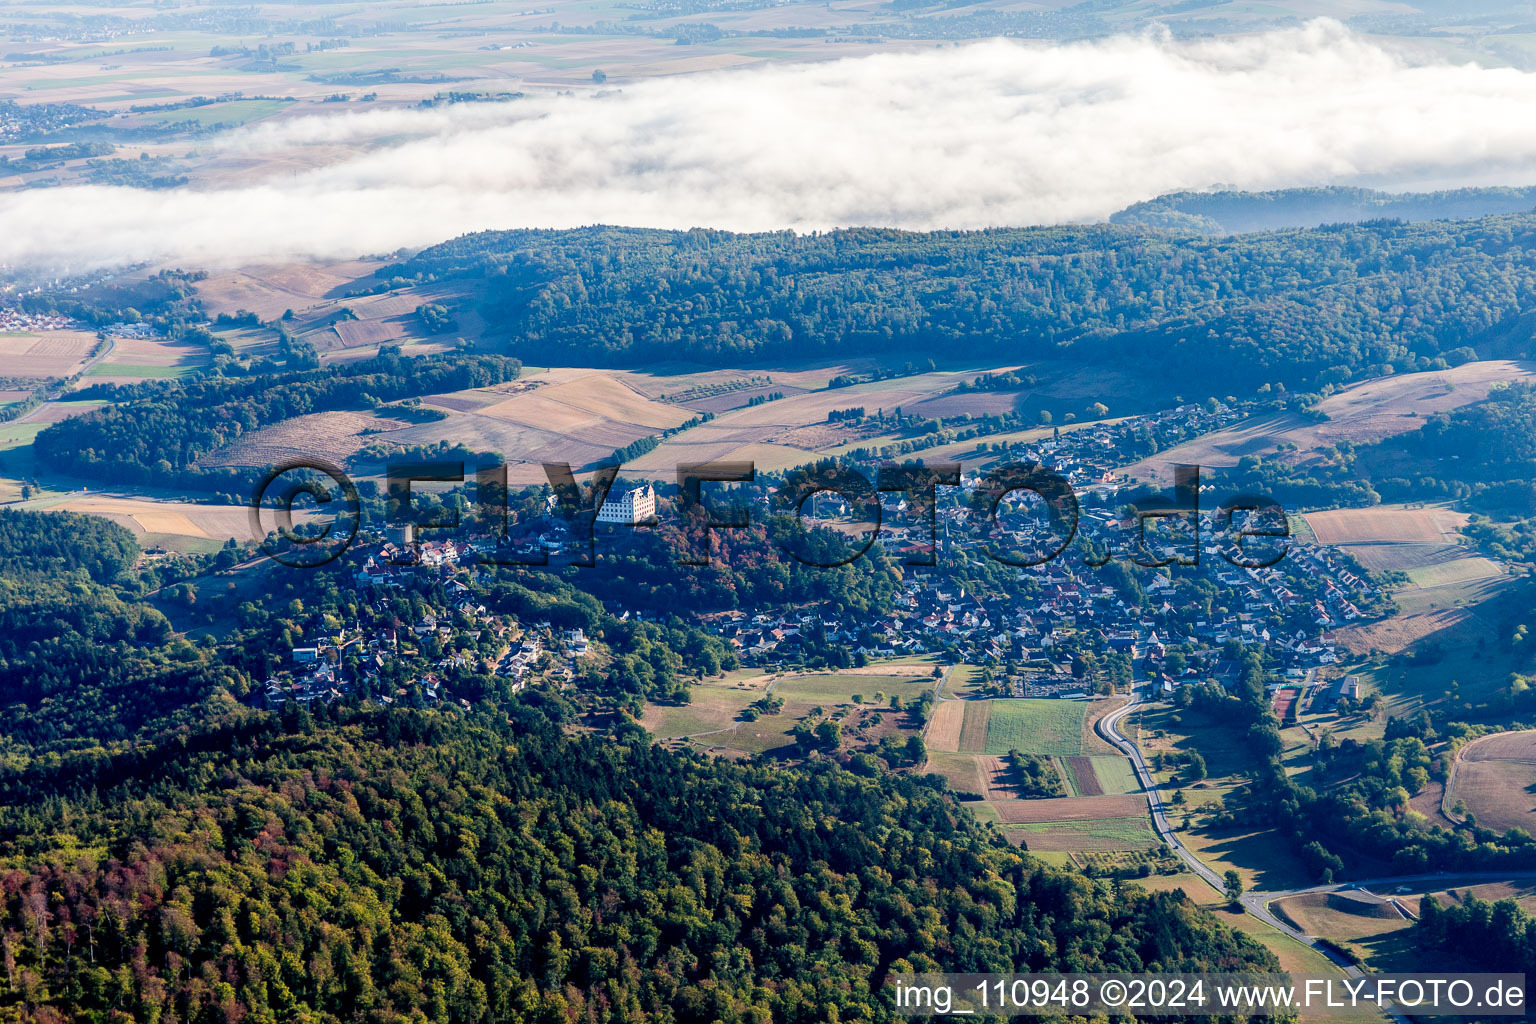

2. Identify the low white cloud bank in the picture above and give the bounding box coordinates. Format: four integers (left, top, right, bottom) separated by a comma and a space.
7, 18, 1536, 271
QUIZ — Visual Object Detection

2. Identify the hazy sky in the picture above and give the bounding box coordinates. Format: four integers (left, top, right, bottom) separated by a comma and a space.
6, 19, 1536, 271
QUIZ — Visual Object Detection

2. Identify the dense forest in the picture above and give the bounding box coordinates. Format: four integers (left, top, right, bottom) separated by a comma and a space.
1418, 891, 1536, 978
0, 682, 1280, 1023
383, 215, 1536, 393
0, 488, 1293, 1022
1111, 185, 1536, 235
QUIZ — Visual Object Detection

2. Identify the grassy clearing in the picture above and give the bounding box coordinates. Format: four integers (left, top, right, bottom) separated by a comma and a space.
923, 751, 984, 795
0, 423, 46, 447
642, 682, 763, 738
943, 663, 988, 697
137, 531, 224, 554
771, 672, 933, 706
1026, 850, 1074, 867
1177, 825, 1319, 893
982, 699, 1087, 756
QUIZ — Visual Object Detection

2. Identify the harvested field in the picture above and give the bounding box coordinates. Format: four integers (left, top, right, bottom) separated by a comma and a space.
990, 794, 1150, 824
926, 700, 964, 752
426, 392, 511, 413
0, 331, 97, 378
1463, 730, 1536, 762
957, 700, 991, 753
49, 495, 315, 543
980, 755, 1016, 802
677, 384, 811, 414
479, 374, 692, 433
193, 261, 385, 321
1305, 506, 1466, 545
1448, 730, 1536, 834
24, 400, 104, 423
1064, 756, 1104, 796
906, 391, 1026, 418
334, 319, 402, 347
982, 699, 1087, 756
198, 411, 408, 468
1127, 362, 1536, 483
100, 335, 205, 369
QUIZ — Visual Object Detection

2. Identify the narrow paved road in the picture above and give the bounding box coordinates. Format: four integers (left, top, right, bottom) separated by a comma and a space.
1094, 694, 1480, 1023
1097, 696, 1225, 891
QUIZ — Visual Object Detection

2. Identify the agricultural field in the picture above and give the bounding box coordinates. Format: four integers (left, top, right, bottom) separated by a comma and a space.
1125, 361, 1536, 484
921, 699, 965, 751
19, 399, 104, 424
1305, 503, 1512, 658
339, 370, 700, 481
1304, 505, 1467, 546
85, 334, 209, 384
135, 98, 294, 128
1066, 754, 1141, 796
192, 262, 387, 323
0, 0, 981, 200
1446, 730, 1536, 833
957, 700, 991, 752
198, 410, 411, 469
39, 494, 315, 550
1003, 815, 1158, 852
981, 699, 1088, 756
0, 331, 98, 378
926, 696, 1152, 856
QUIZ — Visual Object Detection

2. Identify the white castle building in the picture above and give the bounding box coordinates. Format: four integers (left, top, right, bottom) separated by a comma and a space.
597, 483, 656, 525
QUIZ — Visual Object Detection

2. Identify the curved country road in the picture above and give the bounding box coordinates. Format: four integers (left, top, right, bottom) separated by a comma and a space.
1092, 695, 1525, 1023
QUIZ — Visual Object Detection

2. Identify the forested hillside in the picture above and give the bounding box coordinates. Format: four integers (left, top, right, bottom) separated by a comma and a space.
0, 699, 1278, 1023
385, 215, 1536, 392
1111, 186, 1536, 235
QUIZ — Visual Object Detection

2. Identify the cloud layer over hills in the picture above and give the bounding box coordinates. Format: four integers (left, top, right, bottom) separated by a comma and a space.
6, 19, 1536, 270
